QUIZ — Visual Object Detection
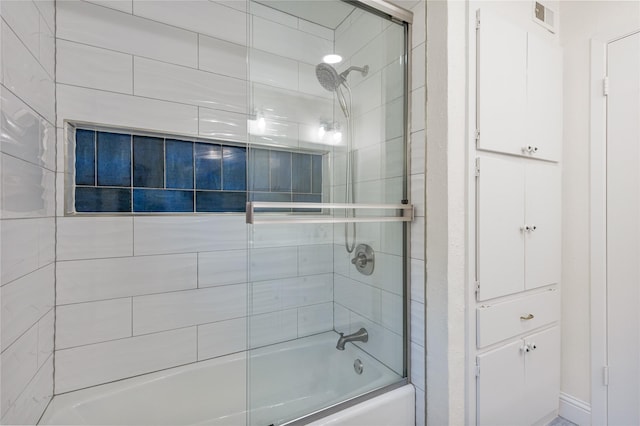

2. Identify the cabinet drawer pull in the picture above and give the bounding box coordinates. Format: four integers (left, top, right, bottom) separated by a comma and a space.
520, 314, 535, 320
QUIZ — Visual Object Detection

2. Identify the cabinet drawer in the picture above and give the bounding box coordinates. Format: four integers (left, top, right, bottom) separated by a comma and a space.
477, 289, 558, 348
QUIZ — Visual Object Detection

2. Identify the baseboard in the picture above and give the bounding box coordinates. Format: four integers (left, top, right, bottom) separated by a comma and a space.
559, 392, 591, 426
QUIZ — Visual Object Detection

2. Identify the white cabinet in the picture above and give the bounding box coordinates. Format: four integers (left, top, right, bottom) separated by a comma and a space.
477, 156, 561, 301
477, 326, 560, 426
476, 9, 562, 162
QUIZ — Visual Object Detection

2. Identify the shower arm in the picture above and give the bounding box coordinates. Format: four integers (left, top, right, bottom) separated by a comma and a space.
339, 65, 369, 79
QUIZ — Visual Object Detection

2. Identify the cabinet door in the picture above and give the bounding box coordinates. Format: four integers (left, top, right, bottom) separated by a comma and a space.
524, 162, 561, 290
526, 33, 563, 162
477, 9, 527, 157
477, 340, 526, 426
524, 326, 560, 423
477, 157, 525, 300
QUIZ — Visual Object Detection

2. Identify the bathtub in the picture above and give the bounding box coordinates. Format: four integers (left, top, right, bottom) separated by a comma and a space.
40, 332, 414, 425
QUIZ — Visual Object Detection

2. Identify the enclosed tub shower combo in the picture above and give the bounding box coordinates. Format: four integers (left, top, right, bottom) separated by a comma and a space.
33, 0, 415, 424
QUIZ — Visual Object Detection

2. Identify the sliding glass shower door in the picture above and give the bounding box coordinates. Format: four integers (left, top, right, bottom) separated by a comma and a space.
244, 1, 409, 424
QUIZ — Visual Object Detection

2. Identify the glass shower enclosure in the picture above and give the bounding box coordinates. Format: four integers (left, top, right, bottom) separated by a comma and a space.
244, 1, 411, 424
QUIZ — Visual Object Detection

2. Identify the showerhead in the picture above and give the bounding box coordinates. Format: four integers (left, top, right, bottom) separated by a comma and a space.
315, 62, 369, 119
315, 63, 344, 92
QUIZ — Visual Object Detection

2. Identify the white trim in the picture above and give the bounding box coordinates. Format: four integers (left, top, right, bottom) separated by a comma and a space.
589, 37, 608, 426
559, 392, 592, 426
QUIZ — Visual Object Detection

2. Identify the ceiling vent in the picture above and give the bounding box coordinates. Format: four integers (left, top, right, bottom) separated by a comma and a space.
532, 1, 557, 33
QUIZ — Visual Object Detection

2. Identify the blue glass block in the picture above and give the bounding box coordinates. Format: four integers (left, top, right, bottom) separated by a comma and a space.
97, 132, 131, 187
293, 193, 321, 212
133, 189, 194, 212
222, 146, 246, 191
75, 187, 131, 212
270, 150, 291, 192
292, 153, 311, 193
196, 191, 246, 212
248, 149, 270, 192
195, 143, 221, 190
312, 155, 322, 194
166, 139, 194, 189
249, 191, 291, 212
75, 129, 95, 185
133, 136, 164, 188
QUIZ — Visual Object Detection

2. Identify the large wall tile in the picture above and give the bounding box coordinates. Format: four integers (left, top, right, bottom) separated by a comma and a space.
198, 250, 247, 287
0, 324, 38, 419
1, 217, 54, 285
134, 57, 247, 114
1, 0, 40, 61
298, 244, 333, 276
250, 49, 298, 91
1, 21, 55, 124
57, 0, 198, 68
198, 108, 247, 142
56, 298, 132, 349
252, 16, 331, 65
298, 302, 333, 337
55, 327, 197, 393
57, 84, 198, 136
350, 312, 403, 374
133, 0, 246, 46
249, 246, 298, 282
38, 14, 55, 78
36, 309, 54, 367
197, 317, 247, 360
334, 275, 381, 324
0, 355, 52, 426
57, 216, 133, 261
132, 284, 247, 335
0, 87, 55, 171
35, 0, 55, 33
56, 40, 133, 94
249, 309, 297, 348
198, 35, 247, 79
134, 215, 246, 255
1, 153, 55, 219
85, 0, 133, 14
57, 254, 197, 304
1, 264, 54, 351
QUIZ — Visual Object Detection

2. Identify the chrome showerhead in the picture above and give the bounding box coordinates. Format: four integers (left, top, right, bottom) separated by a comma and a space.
315, 63, 345, 92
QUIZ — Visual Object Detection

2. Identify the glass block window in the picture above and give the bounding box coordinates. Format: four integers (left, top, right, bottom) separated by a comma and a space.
73, 128, 323, 214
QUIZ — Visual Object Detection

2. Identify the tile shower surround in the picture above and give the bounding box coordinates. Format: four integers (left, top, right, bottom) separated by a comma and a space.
73, 128, 322, 213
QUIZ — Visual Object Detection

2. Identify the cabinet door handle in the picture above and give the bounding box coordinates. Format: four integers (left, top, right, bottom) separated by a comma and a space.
520, 314, 535, 320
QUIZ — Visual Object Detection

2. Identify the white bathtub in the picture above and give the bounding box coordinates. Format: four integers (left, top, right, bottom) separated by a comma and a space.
40, 332, 414, 425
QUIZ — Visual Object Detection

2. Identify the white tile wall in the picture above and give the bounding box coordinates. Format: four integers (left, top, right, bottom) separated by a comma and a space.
132, 284, 247, 335
133, 216, 246, 255
55, 327, 197, 393
197, 317, 247, 360
1, 86, 55, 170
56, 39, 133, 94
249, 246, 298, 282
198, 108, 248, 142
133, 57, 247, 113
198, 250, 247, 287
1, 217, 54, 285
298, 302, 333, 337
56, 298, 132, 349
1, 153, 55, 219
249, 309, 298, 348
56, 84, 199, 135
57, 0, 198, 68
57, 216, 133, 260
1, 20, 55, 123
1, 1, 55, 422
1, 264, 54, 350
85, 0, 133, 14
132, 0, 246, 46
198, 35, 247, 79
57, 254, 197, 304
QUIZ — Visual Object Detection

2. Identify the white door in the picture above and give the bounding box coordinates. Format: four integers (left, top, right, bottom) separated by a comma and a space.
607, 31, 640, 426
525, 162, 561, 290
477, 156, 525, 300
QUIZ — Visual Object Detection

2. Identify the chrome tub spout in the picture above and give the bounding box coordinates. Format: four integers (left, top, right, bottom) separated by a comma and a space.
336, 328, 368, 350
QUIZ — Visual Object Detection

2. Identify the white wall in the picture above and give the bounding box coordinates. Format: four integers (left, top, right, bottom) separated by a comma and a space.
560, 0, 640, 405
54, 0, 338, 393
0, 0, 56, 423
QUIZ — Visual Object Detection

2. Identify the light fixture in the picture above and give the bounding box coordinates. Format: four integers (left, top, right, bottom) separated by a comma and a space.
322, 54, 342, 64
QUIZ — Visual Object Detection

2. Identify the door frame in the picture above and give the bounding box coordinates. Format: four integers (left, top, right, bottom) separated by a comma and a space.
590, 30, 640, 426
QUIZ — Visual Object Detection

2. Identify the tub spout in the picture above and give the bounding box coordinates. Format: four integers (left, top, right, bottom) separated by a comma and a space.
336, 328, 368, 350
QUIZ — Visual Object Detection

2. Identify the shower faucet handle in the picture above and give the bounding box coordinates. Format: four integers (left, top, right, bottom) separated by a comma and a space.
351, 252, 368, 267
